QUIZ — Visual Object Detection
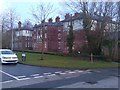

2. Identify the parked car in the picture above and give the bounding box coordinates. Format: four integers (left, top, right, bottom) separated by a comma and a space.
0, 49, 18, 64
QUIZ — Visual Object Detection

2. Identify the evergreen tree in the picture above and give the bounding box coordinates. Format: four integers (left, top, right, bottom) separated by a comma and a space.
66, 17, 74, 54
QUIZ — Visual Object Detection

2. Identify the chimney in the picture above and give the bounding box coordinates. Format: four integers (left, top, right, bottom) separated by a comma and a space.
55, 16, 60, 22
65, 13, 70, 19
18, 21, 22, 28
48, 18, 53, 23
27, 22, 29, 26
74, 12, 79, 17
34, 24, 37, 28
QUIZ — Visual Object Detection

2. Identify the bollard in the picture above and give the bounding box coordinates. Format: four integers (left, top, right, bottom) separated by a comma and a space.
91, 53, 93, 63
22, 52, 26, 61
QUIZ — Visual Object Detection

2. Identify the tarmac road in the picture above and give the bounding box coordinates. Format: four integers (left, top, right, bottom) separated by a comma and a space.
0, 63, 119, 89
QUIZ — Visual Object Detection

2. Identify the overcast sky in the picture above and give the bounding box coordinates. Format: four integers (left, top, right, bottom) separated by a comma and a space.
1, 0, 118, 25
0, 0, 68, 25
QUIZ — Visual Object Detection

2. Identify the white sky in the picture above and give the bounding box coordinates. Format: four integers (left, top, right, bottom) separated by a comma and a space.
0, 0, 119, 25
0, 0, 66, 25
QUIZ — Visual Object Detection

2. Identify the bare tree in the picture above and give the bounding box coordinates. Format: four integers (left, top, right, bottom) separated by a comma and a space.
117, 1, 120, 60
63, 1, 119, 61
31, 2, 54, 60
94, 2, 118, 61
1, 8, 19, 49
31, 2, 54, 24
64, 1, 99, 54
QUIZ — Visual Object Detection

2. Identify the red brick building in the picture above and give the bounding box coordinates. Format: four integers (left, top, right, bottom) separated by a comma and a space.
32, 13, 87, 53
13, 21, 33, 50
62, 13, 86, 53
32, 16, 64, 52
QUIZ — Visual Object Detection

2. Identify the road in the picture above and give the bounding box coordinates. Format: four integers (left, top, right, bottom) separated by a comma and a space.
0, 63, 88, 88
0, 63, 119, 89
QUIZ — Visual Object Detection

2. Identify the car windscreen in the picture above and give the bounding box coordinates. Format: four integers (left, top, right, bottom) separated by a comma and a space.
1, 51, 14, 54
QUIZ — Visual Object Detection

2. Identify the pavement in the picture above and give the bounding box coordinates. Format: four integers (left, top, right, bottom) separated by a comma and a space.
58, 76, 119, 88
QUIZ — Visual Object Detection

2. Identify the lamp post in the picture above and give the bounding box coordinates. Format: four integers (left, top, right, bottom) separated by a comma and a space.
11, 17, 13, 50
0, 20, 2, 49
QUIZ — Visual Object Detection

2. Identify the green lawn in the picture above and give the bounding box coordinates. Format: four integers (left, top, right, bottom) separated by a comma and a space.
17, 52, 119, 69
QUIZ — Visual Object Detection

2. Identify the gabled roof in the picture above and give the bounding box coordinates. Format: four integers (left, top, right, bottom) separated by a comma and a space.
62, 13, 119, 25
33, 12, 119, 28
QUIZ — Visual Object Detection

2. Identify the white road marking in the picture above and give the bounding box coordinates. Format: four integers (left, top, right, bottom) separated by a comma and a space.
1, 69, 86, 83
43, 73, 51, 75
68, 71, 76, 74
74, 70, 83, 72
17, 76, 26, 78
86, 69, 92, 72
0, 80, 13, 84
59, 72, 66, 75
0, 70, 19, 80
74, 70, 84, 73
55, 71, 62, 73
34, 75, 44, 78
17, 78, 30, 81
47, 74, 56, 77
31, 74, 40, 77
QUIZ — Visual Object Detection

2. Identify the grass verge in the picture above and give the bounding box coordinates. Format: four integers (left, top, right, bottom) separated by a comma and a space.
17, 52, 119, 69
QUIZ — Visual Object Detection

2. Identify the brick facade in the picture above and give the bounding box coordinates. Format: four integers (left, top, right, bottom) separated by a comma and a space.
32, 13, 87, 53
32, 17, 63, 52
13, 21, 33, 50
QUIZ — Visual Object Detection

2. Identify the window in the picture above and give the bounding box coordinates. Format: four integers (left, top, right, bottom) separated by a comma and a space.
58, 42, 61, 44
28, 42, 29, 47
45, 33, 47, 38
58, 33, 61, 37
26, 43, 27, 47
72, 46, 75, 50
34, 35, 36, 39
58, 41, 61, 50
45, 26, 47, 30
58, 29, 61, 32
26, 30, 28, 33
58, 47, 61, 49
58, 27, 61, 32
58, 33, 61, 40
44, 42, 47, 48
33, 43, 35, 48
58, 38, 61, 40
26, 37, 27, 40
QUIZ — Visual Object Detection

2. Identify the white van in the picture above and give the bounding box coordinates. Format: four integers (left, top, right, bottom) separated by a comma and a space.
0, 49, 18, 64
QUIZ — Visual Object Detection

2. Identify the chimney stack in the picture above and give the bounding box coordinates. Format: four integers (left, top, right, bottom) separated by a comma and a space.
65, 13, 70, 19
18, 21, 22, 28
74, 12, 79, 17
48, 18, 53, 23
55, 16, 60, 22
